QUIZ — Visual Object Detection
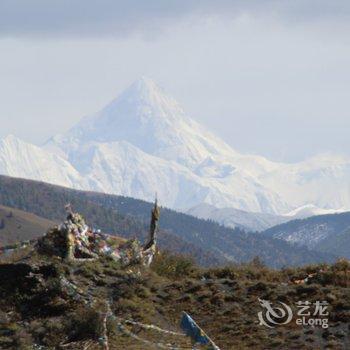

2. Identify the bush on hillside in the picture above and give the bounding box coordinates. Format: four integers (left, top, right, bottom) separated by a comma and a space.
151, 251, 196, 279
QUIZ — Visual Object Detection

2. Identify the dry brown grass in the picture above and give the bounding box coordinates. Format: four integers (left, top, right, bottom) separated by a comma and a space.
1, 252, 349, 349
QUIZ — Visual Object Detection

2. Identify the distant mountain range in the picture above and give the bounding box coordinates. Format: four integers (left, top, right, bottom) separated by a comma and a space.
187, 203, 348, 232
0, 175, 337, 268
187, 203, 289, 232
0, 77, 350, 219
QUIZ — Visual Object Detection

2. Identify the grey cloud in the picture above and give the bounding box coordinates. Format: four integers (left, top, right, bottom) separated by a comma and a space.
1, 0, 349, 38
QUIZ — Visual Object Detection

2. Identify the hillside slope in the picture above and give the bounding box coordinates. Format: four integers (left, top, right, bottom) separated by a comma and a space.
262, 212, 350, 257
0, 181, 222, 267
0, 205, 54, 246
1, 246, 349, 349
0, 175, 337, 268
317, 227, 350, 259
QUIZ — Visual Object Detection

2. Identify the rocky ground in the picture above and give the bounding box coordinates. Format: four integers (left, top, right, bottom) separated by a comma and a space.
0, 245, 349, 349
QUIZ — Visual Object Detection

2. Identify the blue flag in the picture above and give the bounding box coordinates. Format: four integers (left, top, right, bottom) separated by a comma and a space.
180, 312, 210, 345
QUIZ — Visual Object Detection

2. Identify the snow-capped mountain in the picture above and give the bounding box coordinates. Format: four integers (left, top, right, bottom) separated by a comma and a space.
0, 77, 350, 219
187, 203, 349, 232
259, 153, 350, 213
45, 78, 236, 169
43, 77, 288, 213
284, 204, 347, 219
0, 135, 85, 189
187, 203, 289, 232
262, 211, 350, 252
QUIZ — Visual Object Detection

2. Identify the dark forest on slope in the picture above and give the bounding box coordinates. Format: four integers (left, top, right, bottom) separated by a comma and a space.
0, 175, 336, 268
262, 212, 350, 259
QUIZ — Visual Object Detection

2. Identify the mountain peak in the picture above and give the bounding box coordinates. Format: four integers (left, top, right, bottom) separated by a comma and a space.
131, 76, 160, 92
2, 134, 22, 144
48, 78, 236, 169
117, 76, 179, 113
1, 135, 32, 150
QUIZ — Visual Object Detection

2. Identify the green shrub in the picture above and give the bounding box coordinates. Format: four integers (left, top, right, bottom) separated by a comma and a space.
151, 251, 196, 279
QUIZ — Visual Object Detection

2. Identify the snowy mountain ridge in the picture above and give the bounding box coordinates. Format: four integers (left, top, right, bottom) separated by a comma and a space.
187, 203, 289, 232
46, 78, 237, 169
262, 211, 350, 256
0, 77, 349, 220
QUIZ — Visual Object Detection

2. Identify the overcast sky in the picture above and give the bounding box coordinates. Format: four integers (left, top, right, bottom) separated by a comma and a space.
0, 0, 349, 162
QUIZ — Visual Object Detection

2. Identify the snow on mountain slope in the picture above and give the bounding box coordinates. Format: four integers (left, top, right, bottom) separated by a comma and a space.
64, 140, 209, 208
187, 203, 289, 232
284, 204, 347, 219
59, 140, 285, 211
0, 135, 85, 189
262, 212, 350, 250
259, 153, 350, 212
266, 222, 333, 249
186, 202, 348, 233
46, 77, 237, 169
44, 77, 288, 213
1, 77, 349, 218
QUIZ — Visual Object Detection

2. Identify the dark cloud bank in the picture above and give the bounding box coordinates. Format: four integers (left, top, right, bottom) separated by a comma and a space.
0, 0, 349, 38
